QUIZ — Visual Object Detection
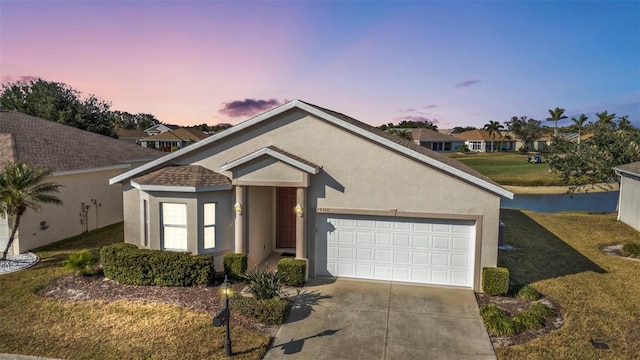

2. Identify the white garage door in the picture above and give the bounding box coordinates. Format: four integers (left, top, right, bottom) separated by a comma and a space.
316, 214, 476, 287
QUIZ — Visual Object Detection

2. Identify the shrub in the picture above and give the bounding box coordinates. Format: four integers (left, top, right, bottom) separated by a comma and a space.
482, 267, 509, 296
62, 249, 98, 276
239, 267, 285, 300
479, 304, 516, 336
277, 258, 306, 286
512, 311, 543, 332
528, 302, 555, 318
231, 296, 292, 325
622, 242, 640, 258
457, 144, 470, 153
100, 243, 215, 286
223, 253, 248, 278
516, 285, 540, 301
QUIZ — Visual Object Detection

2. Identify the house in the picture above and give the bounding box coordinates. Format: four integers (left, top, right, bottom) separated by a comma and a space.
116, 128, 146, 144
454, 129, 515, 152
614, 161, 640, 232
0, 111, 162, 255
110, 100, 514, 291
411, 128, 465, 152
139, 127, 209, 152
143, 123, 179, 136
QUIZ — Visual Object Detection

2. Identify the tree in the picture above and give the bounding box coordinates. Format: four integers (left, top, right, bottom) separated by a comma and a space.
571, 114, 588, 144
451, 126, 476, 134
483, 120, 504, 152
549, 116, 640, 192
389, 129, 413, 140
379, 120, 437, 131
546, 107, 568, 137
505, 116, 544, 151
595, 111, 617, 130
0, 78, 117, 137
0, 162, 62, 260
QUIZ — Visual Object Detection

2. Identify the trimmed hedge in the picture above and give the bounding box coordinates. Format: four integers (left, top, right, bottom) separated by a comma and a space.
482, 267, 509, 296
223, 253, 248, 278
230, 296, 292, 325
100, 243, 215, 286
277, 258, 306, 286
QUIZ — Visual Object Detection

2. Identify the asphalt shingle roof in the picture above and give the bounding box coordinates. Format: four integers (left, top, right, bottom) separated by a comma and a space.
411, 128, 464, 142
0, 111, 163, 172
132, 165, 231, 187
616, 161, 640, 176
141, 127, 209, 141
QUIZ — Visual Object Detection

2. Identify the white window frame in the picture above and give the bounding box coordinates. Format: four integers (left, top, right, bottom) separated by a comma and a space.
161, 202, 188, 251
203, 203, 216, 250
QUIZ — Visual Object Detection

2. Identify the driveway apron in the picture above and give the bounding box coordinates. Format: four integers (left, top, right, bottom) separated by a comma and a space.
263, 278, 496, 360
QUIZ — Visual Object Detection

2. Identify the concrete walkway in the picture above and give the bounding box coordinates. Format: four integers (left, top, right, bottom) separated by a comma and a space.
264, 278, 496, 360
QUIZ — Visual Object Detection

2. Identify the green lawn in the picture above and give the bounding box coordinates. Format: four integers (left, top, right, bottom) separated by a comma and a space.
498, 209, 640, 359
448, 152, 563, 186
0, 223, 270, 360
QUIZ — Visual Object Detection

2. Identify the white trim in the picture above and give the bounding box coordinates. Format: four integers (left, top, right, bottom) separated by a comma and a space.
54, 164, 131, 177
131, 181, 232, 193
614, 167, 640, 179
219, 147, 319, 174
110, 100, 513, 199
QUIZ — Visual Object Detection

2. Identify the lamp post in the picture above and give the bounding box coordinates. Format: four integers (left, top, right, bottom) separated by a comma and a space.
223, 275, 232, 357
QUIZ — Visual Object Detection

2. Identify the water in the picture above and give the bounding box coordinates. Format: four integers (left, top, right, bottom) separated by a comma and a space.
500, 191, 619, 213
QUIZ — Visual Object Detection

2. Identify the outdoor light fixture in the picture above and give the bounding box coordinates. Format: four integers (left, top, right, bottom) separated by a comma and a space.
213, 275, 233, 357
233, 202, 242, 215
294, 204, 303, 217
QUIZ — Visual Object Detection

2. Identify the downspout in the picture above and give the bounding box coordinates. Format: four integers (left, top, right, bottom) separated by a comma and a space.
614, 169, 622, 220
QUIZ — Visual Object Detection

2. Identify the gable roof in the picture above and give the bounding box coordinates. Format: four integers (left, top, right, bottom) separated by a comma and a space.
220, 146, 320, 174
141, 127, 209, 141
116, 128, 146, 139
411, 128, 464, 142
615, 161, 640, 178
110, 100, 513, 199
454, 129, 507, 141
0, 111, 163, 174
132, 165, 232, 192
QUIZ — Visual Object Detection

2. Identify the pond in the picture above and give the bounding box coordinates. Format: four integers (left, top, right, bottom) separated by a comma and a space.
500, 191, 619, 213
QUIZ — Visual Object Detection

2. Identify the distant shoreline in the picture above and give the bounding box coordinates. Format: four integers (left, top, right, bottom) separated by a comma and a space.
504, 183, 620, 195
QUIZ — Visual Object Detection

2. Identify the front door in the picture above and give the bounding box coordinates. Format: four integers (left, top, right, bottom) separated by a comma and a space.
276, 187, 296, 248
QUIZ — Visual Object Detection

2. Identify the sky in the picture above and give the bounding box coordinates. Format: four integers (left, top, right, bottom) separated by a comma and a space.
1, 1, 639, 129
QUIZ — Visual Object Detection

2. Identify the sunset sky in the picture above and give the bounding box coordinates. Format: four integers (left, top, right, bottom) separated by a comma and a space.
1, 1, 639, 128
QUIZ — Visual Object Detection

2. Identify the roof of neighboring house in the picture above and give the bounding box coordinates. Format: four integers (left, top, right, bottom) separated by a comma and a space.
116, 128, 146, 139
454, 129, 507, 141
615, 161, 640, 177
144, 123, 179, 132
0, 111, 162, 173
141, 127, 209, 142
111, 100, 513, 199
132, 165, 231, 187
411, 128, 464, 142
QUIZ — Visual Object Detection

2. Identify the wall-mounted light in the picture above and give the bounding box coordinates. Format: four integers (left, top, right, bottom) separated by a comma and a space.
233, 202, 242, 215
294, 204, 304, 217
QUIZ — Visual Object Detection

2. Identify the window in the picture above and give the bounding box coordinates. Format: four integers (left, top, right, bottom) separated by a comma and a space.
204, 203, 216, 249
469, 141, 483, 151
162, 203, 187, 250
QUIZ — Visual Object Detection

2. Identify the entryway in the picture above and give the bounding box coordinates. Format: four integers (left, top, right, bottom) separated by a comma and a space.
276, 187, 296, 248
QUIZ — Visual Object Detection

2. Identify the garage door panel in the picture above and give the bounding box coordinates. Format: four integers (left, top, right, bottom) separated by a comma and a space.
318, 215, 475, 287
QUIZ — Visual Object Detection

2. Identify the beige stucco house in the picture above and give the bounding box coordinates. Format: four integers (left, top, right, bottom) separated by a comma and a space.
0, 111, 162, 255
615, 161, 640, 232
110, 100, 514, 291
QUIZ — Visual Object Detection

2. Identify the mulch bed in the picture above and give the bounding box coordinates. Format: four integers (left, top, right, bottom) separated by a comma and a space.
37, 274, 280, 337
475, 293, 564, 348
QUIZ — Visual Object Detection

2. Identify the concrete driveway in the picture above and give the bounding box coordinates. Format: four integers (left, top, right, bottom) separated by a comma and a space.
263, 278, 496, 360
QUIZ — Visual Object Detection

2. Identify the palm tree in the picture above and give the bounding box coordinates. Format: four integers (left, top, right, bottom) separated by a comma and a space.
0, 162, 62, 260
389, 129, 414, 141
546, 107, 568, 137
571, 114, 588, 144
483, 120, 504, 152
596, 111, 616, 130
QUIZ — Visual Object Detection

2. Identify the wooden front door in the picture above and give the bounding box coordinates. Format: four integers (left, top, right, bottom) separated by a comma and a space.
276, 187, 297, 248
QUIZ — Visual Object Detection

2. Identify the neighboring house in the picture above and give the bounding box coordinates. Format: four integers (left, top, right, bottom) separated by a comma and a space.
0, 111, 162, 255
139, 127, 209, 152
454, 129, 515, 152
116, 128, 146, 144
143, 123, 179, 136
614, 161, 640, 232
110, 100, 513, 291
411, 128, 465, 152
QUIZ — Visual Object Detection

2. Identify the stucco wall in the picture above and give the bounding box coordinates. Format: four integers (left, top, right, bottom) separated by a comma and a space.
173, 109, 501, 278
13, 168, 126, 254
619, 176, 640, 231
246, 186, 274, 267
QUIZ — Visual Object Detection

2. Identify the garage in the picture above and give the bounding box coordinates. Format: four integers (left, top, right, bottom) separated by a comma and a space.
316, 214, 476, 287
